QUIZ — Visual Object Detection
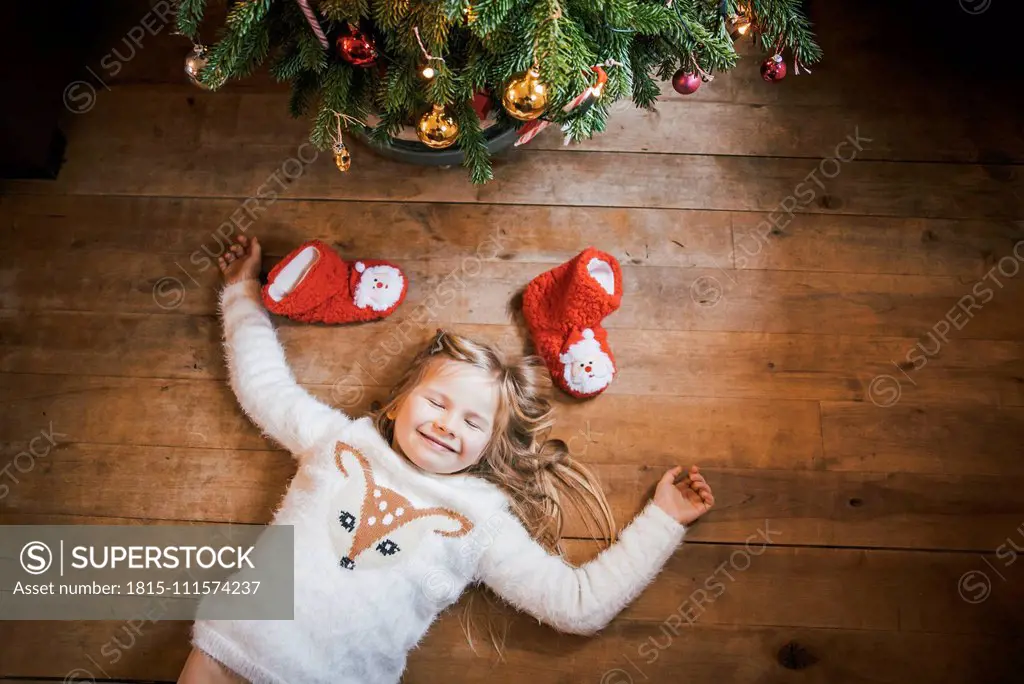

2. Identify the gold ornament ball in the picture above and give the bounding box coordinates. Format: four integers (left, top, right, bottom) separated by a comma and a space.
502, 67, 549, 121
184, 45, 211, 90
333, 141, 351, 172
416, 104, 459, 149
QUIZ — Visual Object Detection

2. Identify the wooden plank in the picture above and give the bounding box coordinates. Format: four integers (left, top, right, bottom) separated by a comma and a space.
407, 621, 1024, 684
530, 98, 1024, 164
24, 371, 1023, 483
0, 374, 278, 453
3, 84, 1021, 218
4, 323, 1019, 409
0, 442, 295, 526
732, 212, 1024, 277
51, 80, 1024, 164
3, 619, 1019, 683
0, 373, 818, 463
7, 123, 1021, 218
0, 193, 734, 269
2, 439, 1022, 552
585, 466, 1024, 552
5, 316, 1024, 405
0, 619, 191, 681
7, 377, 1021, 485
821, 402, 1024, 476
6, 193, 1023, 279
1, 536, 1021, 679
5, 250, 1024, 339
573, 541, 1024, 636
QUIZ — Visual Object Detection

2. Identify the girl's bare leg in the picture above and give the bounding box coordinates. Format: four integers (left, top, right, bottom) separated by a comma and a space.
177, 647, 248, 684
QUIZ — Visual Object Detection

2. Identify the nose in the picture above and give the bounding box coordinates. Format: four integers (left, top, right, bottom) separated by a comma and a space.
584, 365, 592, 373
434, 421, 452, 435
376, 282, 384, 289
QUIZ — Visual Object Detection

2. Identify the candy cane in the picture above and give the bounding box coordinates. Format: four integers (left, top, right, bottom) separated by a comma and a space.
295, 0, 328, 49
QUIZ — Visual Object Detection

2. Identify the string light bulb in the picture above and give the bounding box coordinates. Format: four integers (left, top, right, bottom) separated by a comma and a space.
727, 4, 752, 40
731, 17, 751, 38
413, 26, 443, 81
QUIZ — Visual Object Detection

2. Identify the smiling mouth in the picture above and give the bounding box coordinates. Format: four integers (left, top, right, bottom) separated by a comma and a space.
417, 430, 457, 454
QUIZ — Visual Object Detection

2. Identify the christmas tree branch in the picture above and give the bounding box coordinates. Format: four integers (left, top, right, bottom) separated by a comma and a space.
175, 0, 207, 40
311, 62, 356, 149
750, 0, 823, 65
289, 70, 321, 116
176, 0, 822, 184
200, 0, 274, 87
452, 98, 494, 184
322, 0, 369, 24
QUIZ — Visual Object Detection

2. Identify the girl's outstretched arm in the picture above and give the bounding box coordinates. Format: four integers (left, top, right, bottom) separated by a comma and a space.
475, 466, 714, 636
218, 235, 351, 458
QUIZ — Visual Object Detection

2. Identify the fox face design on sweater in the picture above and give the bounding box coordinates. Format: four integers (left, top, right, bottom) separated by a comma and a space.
329, 442, 473, 571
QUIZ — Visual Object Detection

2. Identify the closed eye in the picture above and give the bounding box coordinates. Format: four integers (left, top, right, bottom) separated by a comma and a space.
466, 419, 481, 430
427, 398, 443, 408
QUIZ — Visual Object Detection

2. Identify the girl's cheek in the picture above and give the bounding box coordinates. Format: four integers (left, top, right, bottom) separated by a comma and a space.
466, 435, 486, 461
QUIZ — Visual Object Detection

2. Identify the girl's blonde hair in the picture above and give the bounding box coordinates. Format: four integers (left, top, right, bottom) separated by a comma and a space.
372, 329, 616, 553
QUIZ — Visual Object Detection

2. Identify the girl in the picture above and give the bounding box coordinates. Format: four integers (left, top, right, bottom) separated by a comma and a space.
178, 234, 715, 684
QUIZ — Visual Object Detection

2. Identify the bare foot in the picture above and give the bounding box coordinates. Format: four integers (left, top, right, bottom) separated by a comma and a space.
218, 235, 261, 285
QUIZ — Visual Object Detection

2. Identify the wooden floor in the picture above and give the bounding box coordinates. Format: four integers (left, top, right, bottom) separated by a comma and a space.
2, 1, 1024, 681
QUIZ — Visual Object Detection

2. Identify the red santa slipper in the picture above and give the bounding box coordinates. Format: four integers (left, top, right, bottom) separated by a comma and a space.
261, 239, 408, 324
522, 248, 623, 398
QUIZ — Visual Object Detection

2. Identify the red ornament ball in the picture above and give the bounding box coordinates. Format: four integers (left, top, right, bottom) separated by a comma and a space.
337, 27, 377, 67
760, 54, 787, 83
671, 69, 701, 95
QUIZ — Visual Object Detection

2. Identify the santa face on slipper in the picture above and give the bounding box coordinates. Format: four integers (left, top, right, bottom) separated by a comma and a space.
353, 262, 405, 312
559, 328, 616, 396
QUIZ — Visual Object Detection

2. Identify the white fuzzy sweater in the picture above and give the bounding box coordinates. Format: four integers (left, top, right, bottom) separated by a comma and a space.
192, 278, 688, 684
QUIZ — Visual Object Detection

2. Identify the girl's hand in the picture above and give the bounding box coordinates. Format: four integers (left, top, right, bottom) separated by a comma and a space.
653, 465, 715, 525
218, 235, 261, 285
